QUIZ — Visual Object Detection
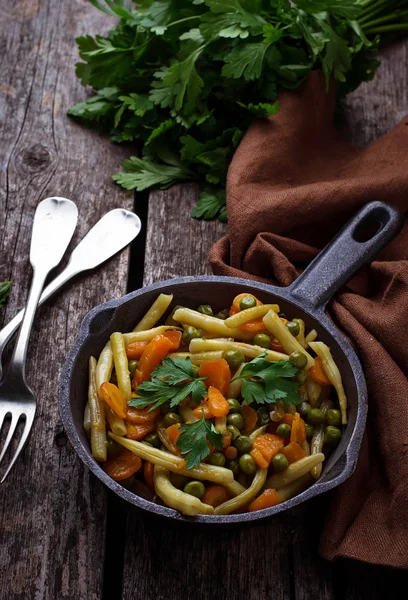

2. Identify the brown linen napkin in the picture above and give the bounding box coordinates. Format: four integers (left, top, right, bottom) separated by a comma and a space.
209, 71, 408, 569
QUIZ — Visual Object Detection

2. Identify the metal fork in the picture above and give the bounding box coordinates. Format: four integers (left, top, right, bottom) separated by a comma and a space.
0, 197, 78, 482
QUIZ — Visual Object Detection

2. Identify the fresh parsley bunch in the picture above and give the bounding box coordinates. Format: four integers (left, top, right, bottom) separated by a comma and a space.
69, 0, 407, 220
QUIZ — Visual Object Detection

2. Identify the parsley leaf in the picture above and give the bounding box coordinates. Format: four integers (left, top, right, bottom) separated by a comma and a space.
0, 282, 12, 308
112, 156, 193, 191
177, 412, 223, 468
129, 356, 208, 410
236, 355, 300, 406
191, 189, 227, 221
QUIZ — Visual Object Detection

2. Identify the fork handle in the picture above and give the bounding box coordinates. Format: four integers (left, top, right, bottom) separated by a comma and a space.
6, 266, 48, 381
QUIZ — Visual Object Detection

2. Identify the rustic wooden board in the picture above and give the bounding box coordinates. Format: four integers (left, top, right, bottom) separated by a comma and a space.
0, 1, 132, 599
121, 39, 408, 600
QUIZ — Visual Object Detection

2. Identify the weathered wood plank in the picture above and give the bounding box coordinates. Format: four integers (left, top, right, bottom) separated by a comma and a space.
122, 39, 408, 600
0, 1, 132, 599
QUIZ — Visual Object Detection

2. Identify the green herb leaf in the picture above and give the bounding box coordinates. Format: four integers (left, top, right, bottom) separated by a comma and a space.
112, 156, 193, 191
177, 412, 223, 468
129, 356, 208, 410
0, 282, 12, 308
236, 355, 300, 405
191, 189, 227, 221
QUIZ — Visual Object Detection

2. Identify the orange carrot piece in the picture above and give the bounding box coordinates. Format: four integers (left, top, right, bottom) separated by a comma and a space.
224, 446, 238, 460
126, 341, 149, 359
100, 382, 128, 419
241, 403, 258, 435
229, 294, 266, 332
163, 329, 182, 350
207, 386, 230, 417
126, 407, 160, 424
192, 402, 214, 420
290, 412, 306, 445
229, 293, 262, 316
165, 423, 181, 446
177, 460, 187, 470
309, 357, 331, 386
249, 489, 281, 512
222, 430, 232, 449
202, 485, 231, 508
144, 461, 154, 488
282, 441, 307, 464
252, 433, 284, 465
133, 335, 174, 386
126, 422, 156, 441
199, 359, 231, 395
270, 339, 285, 353
104, 449, 142, 481
281, 414, 296, 426
250, 447, 269, 469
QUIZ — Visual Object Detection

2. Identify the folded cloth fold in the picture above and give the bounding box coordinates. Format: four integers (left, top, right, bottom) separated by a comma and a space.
209, 71, 408, 569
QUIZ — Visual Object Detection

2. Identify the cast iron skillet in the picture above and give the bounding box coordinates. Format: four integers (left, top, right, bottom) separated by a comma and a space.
59, 201, 404, 523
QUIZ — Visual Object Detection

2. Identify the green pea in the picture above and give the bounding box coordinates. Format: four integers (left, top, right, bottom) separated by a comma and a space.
215, 309, 230, 320
182, 326, 201, 345
239, 454, 257, 475
160, 402, 172, 415
227, 398, 242, 413
307, 408, 325, 425
324, 426, 342, 446
295, 370, 308, 385
106, 439, 122, 458
226, 459, 240, 475
207, 452, 226, 467
227, 413, 244, 430
110, 370, 118, 385
276, 423, 291, 439
239, 295, 257, 310
287, 321, 300, 336
234, 435, 252, 454
298, 402, 311, 419
144, 432, 160, 448
227, 425, 241, 441
170, 473, 189, 489
191, 364, 200, 378
289, 351, 308, 370
253, 333, 271, 349
163, 412, 182, 427
223, 349, 245, 371
165, 305, 182, 327
272, 453, 289, 473
326, 409, 342, 427
257, 406, 270, 426
183, 480, 206, 499
128, 360, 138, 378
198, 304, 213, 317
305, 424, 314, 439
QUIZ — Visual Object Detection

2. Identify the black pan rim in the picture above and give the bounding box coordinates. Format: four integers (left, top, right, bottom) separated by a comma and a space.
58, 275, 367, 524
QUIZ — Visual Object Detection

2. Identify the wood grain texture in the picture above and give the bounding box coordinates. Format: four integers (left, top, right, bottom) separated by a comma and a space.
0, 1, 132, 599
122, 38, 408, 600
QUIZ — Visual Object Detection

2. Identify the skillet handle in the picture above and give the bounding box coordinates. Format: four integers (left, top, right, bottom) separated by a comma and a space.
288, 201, 404, 311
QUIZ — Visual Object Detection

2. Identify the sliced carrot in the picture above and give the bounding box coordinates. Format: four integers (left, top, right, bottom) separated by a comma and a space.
252, 433, 284, 465
224, 446, 238, 460
250, 447, 269, 469
282, 441, 307, 464
290, 412, 306, 445
165, 423, 181, 446
249, 489, 281, 512
207, 386, 230, 417
177, 460, 187, 471
222, 430, 232, 449
126, 341, 149, 359
104, 449, 142, 481
280, 318, 289, 325
281, 414, 296, 426
202, 485, 231, 508
229, 293, 262, 316
100, 382, 128, 419
192, 402, 214, 420
126, 422, 156, 441
133, 334, 174, 387
163, 329, 182, 351
241, 403, 258, 436
126, 407, 160, 424
144, 461, 154, 487
199, 359, 231, 395
229, 294, 266, 332
270, 339, 285, 353
309, 357, 331, 386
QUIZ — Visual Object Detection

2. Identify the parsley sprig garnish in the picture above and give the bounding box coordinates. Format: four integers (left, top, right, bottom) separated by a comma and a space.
0, 282, 12, 309
234, 354, 300, 406
129, 356, 207, 410
177, 412, 223, 469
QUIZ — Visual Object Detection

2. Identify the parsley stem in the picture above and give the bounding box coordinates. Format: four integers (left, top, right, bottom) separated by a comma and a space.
359, 0, 406, 24
364, 22, 408, 33
361, 9, 408, 29
166, 15, 201, 29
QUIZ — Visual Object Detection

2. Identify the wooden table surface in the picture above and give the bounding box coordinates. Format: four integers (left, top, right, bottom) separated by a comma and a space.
0, 2, 407, 599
